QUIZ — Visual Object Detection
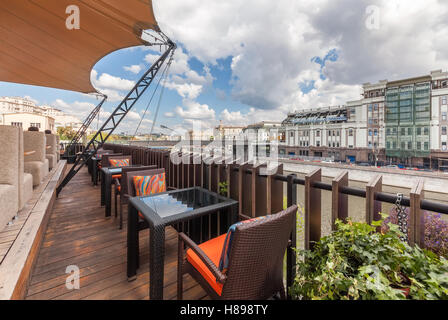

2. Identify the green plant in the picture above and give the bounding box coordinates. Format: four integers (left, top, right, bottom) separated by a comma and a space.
218, 181, 228, 196
290, 215, 448, 300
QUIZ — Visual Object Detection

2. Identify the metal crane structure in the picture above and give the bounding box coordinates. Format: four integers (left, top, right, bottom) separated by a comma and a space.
57, 34, 176, 195
62, 94, 107, 158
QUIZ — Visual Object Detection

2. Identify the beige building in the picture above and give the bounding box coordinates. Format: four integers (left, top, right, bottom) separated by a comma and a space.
214, 123, 245, 140
0, 96, 85, 133
0, 112, 55, 132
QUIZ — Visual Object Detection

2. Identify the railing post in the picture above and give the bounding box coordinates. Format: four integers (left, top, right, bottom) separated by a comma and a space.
331, 171, 348, 230
366, 175, 382, 226
267, 164, 283, 214
286, 174, 297, 300
410, 179, 425, 248
305, 169, 321, 251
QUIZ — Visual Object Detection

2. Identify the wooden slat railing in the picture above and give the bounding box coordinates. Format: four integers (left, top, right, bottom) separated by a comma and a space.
102, 143, 448, 299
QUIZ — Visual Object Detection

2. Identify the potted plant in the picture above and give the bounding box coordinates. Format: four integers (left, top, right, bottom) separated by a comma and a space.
289, 216, 448, 300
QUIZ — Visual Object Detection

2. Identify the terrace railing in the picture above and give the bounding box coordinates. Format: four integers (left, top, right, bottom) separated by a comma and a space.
102, 143, 448, 299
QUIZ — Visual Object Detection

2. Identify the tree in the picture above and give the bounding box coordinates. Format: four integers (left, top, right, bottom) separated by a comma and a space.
57, 126, 77, 141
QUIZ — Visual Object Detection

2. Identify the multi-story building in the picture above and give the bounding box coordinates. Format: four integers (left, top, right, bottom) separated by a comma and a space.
0, 112, 55, 132
214, 123, 245, 140
281, 70, 448, 168
243, 121, 284, 142
281, 105, 372, 162
0, 96, 85, 133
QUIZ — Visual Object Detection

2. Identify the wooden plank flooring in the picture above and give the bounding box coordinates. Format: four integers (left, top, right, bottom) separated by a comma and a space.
25, 166, 207, 300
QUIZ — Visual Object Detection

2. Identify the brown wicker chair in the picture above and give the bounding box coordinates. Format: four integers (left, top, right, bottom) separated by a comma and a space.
114, 165, 157, 229
177, 205, 297, 300
124, 168, 166, 265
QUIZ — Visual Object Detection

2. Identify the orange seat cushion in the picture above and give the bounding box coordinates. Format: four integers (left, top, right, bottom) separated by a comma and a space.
186, 233, 227, 296
112, 174, 122, 179
117, 185, 121, 192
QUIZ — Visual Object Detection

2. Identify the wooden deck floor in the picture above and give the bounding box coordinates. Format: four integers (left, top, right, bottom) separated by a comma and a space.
25, 166, 207, 300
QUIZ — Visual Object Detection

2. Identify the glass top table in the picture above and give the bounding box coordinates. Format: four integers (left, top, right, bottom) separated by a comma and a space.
127, 187, 238, 300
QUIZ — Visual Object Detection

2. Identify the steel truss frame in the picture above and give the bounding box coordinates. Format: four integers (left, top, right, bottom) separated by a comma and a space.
63, 94, 107, 157
57, 38, 176, 195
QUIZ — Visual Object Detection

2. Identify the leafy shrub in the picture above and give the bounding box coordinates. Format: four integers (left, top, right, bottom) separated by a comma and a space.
382, 208, 448, 258
218, 181, 228, 196
290, 217, 448, 300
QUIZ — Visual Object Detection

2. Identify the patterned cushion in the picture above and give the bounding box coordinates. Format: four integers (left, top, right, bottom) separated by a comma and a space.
133, 173, 166, 196
218, 216, 267, 274
109, 158, 130, 167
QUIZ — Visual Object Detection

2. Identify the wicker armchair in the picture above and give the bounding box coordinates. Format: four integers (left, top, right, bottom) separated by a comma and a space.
23, 131, 49, 187
124, 168, 166, 266
0, 125, 19, 230
113, 165, 157, 229
177, 205, 297, 300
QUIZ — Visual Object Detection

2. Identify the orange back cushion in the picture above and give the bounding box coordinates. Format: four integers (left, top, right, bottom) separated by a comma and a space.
133, 173, 166, 196
109, 158, 130, 167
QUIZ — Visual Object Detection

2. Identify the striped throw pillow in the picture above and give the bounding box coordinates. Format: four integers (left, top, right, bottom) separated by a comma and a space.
109, 158, 130, 167
133, 173, 166, 196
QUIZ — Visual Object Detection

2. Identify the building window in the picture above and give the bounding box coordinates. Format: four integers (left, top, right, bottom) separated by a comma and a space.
401, 127, 406, 136
393, 142, 397, 149
386, 128, 391, 136
408, 141, 412, 150
443, 126, 447, 135
374, 104, 379, 111
424, 142, 429, 151
349, 129, 353, 136
401, 142, 406, 150
374, 129, 378, 136
387, 141, 390, 149
316, 131, 320, 137
417, 142, 421, 150
442, 96, 447, 105
316, 141, 320, 147
290, 132, 294, 137
443, 112, 447, 121
369, 129, 372, 136
328, 130, 331, 137
424, 127, 429, 135
417, 127, 422, 135
368, 104, 373, 112
408, 128, 413, 135
11, 122, 22, 127
349, 145, 354, 149
443, 142, 447, 151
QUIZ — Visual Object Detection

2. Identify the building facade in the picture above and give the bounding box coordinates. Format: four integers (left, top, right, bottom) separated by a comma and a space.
0, 112, 55, 132
0, 96, 84, 133
280, 70, 448, 168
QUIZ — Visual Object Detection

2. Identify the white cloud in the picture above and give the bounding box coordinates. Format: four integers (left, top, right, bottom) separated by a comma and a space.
24, 95, 39, 105
123, 64, 143, 74
91, 70, 135, 91
164, 112, 175, 118
175, 100, 216, 120
154, 0, 448, 115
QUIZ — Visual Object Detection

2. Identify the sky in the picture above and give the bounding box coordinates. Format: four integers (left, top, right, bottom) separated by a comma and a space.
1, 0, 448, 137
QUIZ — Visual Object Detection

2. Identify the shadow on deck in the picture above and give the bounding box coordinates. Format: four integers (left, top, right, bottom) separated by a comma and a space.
25, 166, 207, 300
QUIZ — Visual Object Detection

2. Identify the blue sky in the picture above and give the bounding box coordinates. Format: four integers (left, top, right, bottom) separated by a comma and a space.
0, 44, 254, 135
1, 0, 448, 135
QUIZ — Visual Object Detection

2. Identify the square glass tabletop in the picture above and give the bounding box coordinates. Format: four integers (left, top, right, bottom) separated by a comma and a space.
137, 188, 229, 220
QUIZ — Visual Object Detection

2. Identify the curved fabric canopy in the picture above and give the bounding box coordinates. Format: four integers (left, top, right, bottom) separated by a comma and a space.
0, 0, 159, 93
